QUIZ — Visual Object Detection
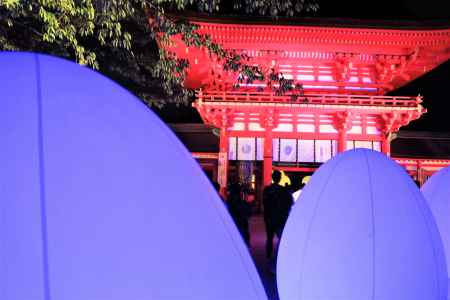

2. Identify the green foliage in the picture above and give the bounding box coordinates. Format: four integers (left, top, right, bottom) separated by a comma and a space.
0, 0, 318, 106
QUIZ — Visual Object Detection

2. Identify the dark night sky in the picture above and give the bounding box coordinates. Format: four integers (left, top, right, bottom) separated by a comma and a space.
155, 0, 450, 132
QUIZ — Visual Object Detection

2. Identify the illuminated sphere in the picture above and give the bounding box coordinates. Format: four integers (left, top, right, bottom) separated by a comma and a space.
277, 149, 447, 300
0, 52, 267, 300
422, 166, 450, 299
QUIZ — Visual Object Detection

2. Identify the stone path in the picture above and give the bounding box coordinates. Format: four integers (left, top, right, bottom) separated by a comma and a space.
248, 215, 280, 300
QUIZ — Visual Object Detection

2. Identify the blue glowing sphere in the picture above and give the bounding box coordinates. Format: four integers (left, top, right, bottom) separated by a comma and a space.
0, 52, 267, 300
277, 149, 447, 300
422, 166, 450, 298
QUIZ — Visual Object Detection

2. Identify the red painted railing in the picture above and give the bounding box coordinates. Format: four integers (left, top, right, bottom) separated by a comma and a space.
197, 91, 422, 108
394, 157, 450, 167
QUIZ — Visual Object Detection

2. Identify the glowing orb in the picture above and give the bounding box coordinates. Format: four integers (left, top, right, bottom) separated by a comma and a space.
301, 176, 311, 185
273, 170, 291, 187
277, 149, 447, 300
422, 166, 450, 299
0, 52, 267, 300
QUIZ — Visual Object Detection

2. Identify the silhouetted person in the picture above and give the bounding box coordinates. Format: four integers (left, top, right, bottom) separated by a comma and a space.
290, 174, 304, 202
263, 170, 293, 259
226, 180, 251, 247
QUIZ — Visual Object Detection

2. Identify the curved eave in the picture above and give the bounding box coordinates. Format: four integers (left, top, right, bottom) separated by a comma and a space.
191, 22, 450, 51
159, 14, 450, 93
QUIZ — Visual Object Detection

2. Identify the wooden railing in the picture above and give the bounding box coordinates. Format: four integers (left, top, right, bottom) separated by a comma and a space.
394, 157, 450, 167
196, 91, 422, 108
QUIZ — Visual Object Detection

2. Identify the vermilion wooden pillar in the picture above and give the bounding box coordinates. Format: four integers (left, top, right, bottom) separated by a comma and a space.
218, 126, 229, 197
337, 129, 347, 153
417, 162, 425, 186
263, 130, 273, 187
334, 111, 352, 153
262, 111, 276, 187
381, 132, 391, 156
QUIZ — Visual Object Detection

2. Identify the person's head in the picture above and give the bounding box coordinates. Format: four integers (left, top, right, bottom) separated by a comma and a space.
227, 181, 241, 197
290, 174, 302, 191
272, 170, 282, 184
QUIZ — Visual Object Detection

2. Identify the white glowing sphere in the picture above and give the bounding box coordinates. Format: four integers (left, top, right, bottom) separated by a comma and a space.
277, 149, 447, 300
0, 52, 267, 300
422, 166, 450, 299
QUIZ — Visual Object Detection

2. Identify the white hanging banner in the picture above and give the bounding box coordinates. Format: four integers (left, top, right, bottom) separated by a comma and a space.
237, 137, 256, 161
280, 139, 297, 162
355, 140, 373, 150
373, 141, 382, 152
273, 138, 280, 162
331, 140, 338, 157
298, 140, 315, 163
315, 140, 333, 163
256, 138, 264, 161
228, 137, 237, 160
346, 140, 355, 150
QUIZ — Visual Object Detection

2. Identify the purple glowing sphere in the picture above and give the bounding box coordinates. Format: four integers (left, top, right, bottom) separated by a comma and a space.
277, 149, 447, 300
0, 52, 266, 300
422, 166, 450, 299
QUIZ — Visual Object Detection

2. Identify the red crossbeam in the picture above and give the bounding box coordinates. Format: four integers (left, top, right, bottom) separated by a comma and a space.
197, 91, 422, 108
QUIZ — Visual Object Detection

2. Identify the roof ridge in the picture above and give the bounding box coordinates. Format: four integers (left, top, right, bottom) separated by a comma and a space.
172, 13, 450, 30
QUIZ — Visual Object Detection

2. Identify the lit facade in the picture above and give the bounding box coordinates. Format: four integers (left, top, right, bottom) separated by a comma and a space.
162, 17, 450, 194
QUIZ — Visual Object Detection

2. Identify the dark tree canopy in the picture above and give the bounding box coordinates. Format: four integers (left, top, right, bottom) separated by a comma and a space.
0, 0, 318, 107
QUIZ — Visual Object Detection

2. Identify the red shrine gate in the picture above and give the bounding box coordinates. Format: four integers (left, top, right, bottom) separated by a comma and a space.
161, 17, 450, 194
